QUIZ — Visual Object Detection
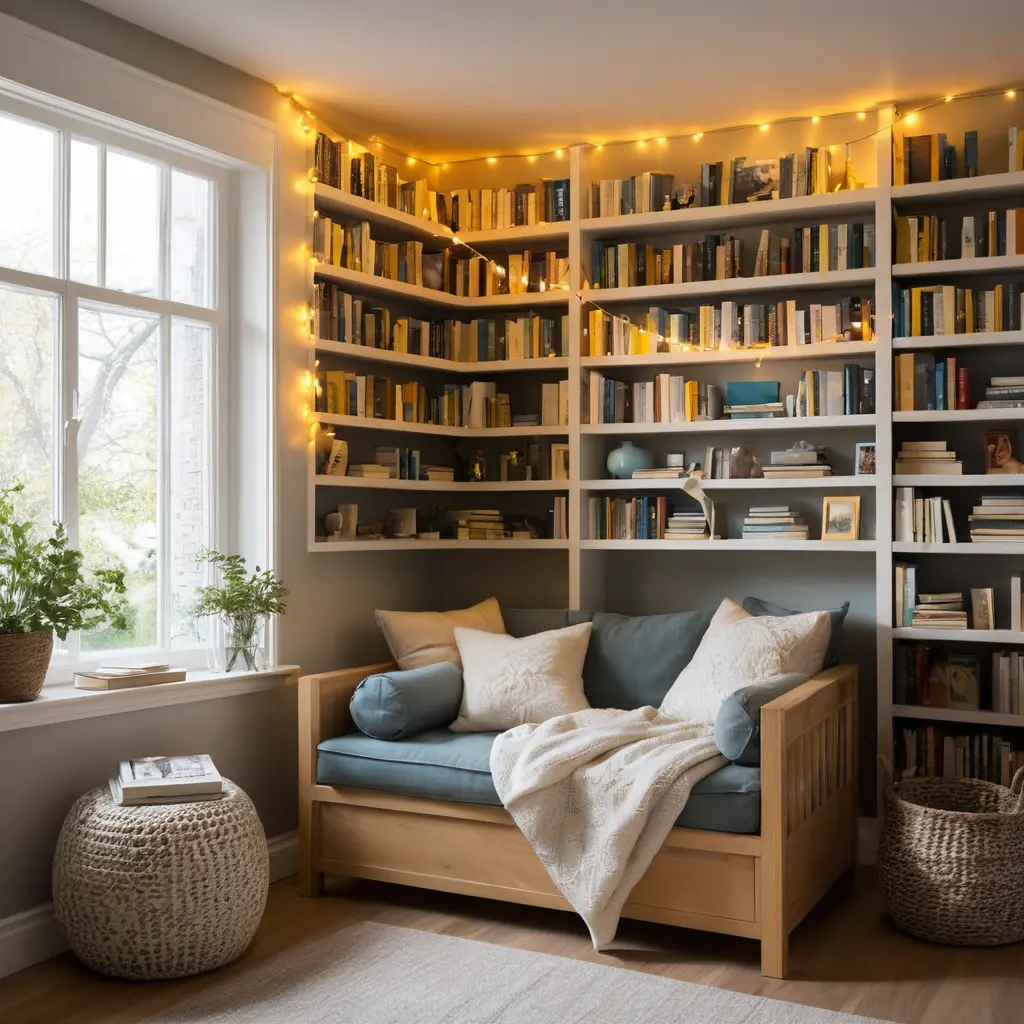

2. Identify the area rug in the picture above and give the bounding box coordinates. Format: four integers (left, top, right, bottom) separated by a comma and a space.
156, 922, 891, 1024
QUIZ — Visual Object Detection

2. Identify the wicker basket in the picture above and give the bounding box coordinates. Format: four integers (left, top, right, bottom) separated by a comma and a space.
877, 755, 1024, 945
0, 632, 53, 702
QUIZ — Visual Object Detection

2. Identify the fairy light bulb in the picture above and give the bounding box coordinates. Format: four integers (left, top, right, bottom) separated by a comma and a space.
692, 132, 703, 141
857, 111, 867, 120
760, 124, 769, 132
811, 116, 820, 125
1008, 90, 1017, 99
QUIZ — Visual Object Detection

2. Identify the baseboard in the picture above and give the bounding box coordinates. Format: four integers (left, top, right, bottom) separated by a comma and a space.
858, 815, 879, 865
0, 830, 300, 980
268, 830, 299, 883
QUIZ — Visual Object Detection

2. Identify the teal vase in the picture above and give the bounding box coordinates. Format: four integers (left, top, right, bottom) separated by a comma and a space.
606, 441, 652, 479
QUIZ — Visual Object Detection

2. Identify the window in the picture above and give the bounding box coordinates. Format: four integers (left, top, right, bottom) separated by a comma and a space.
0, 95, 228, 677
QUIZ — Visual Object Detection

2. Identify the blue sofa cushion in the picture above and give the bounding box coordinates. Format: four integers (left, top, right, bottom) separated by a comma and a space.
317, 729, 761, 834
581, 609, 716, 710
715, 673, 809, 766
349, 662, 463, 741
740, 596, 849, 669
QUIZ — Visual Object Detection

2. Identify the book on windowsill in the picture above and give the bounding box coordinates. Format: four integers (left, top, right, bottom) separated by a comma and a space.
74, 665, 187, 690
109, 754, 223, 805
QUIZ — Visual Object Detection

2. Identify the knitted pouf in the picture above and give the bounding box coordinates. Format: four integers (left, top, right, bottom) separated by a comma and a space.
52, 779, 269, 979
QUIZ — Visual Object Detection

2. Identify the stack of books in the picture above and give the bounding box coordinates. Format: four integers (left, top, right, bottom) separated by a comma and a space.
422, 465, 454, 482
452, 510, 505, 541
725, 381, 783, 419
895, 440, 962, 476
631, 466, 688, 480
108, 755, 223, 806
347, 463, 391, 480
894, 488, 957, 543
74, 664, 186, 691
912, 591, 968, 630
978, 375, 1024, 410
665, 510, 709, 540
969, 496, 1024, 543
741, 506, 809, 541
761, 446, 832, 480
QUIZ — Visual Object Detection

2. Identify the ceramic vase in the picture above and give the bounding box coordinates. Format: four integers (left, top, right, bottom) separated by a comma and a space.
606, 440, 652, 479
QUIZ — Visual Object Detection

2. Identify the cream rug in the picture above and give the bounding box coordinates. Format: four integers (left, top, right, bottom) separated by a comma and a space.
156, 922, 892, 1024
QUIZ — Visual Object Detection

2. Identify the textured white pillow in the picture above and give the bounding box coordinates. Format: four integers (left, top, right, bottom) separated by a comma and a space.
659, 598, 830, 725
450, 622, 593, 733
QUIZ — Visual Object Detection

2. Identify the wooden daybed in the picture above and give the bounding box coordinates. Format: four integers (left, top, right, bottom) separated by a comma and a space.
297, 662, 858, 978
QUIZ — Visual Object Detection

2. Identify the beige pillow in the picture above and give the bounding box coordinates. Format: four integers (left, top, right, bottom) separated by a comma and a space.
375, 598, 505, 670
450, 622, 593, 733
660, 598, 830, 725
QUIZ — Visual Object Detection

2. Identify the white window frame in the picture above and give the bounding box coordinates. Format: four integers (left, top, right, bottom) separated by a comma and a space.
0, 89, 233, 681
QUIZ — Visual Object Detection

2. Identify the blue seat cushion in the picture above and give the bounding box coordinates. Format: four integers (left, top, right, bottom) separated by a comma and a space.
317, 729, 760, 835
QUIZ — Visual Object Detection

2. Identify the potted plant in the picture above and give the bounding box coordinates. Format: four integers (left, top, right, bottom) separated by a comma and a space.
0, 483, 128, 702
192, 550, 288, 672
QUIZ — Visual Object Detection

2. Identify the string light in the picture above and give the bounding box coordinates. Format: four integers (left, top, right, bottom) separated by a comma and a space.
944, 95, 953, 103
857, 112, 867, 120
555, 149, 564, 158
487, 157, 498, 164
811, 116, 820, 124
1008, 90, 1018, 99
692, 132, 703, 141
760, 124, 769, 132
904, 112, 917, 125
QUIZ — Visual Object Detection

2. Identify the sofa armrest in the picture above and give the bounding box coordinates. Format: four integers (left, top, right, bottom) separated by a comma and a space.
298, 663, 393, 794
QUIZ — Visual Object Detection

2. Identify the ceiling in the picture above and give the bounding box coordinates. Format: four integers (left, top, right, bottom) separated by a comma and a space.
84, 0, 1024, 163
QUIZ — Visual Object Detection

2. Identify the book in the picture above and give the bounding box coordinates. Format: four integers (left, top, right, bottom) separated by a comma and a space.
108, 777, 224, 807
116, 755, 222, 802
74, 668, 187, 690
970, 588, 995, 630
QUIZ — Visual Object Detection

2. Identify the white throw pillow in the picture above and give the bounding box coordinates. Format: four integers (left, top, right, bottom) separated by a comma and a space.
450, 622, 593, 733
374, 598, 505, 670
659, 598, 830, 725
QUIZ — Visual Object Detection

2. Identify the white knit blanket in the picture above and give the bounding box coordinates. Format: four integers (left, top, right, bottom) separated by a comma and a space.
490, 706, 726, 949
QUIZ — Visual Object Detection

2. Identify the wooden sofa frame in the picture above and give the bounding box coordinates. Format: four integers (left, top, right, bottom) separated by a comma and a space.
297, 663, 858, 978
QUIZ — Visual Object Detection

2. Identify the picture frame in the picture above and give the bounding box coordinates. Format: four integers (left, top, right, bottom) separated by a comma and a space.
821, 495, 860, 541
550, 443, 570, 482
970, 587, 995, 630
983, 430, 1024, 474
854, 442, 876, 476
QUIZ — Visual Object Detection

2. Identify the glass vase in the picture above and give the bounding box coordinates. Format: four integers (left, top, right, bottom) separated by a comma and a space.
213, 613, 267, 673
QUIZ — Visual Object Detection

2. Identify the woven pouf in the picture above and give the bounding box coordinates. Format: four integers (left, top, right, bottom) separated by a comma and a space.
52, 779, 269, 979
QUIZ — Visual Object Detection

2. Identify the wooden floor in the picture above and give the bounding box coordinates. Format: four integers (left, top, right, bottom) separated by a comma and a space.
3, 871, 1024, 1023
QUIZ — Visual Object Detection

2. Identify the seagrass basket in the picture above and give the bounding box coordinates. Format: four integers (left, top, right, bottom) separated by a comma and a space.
877, 756, 1024, 945
0, 631, 53, 702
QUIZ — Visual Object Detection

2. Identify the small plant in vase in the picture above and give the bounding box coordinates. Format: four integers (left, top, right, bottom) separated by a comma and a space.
0, 483, 128, 702
192, 550, 288, 672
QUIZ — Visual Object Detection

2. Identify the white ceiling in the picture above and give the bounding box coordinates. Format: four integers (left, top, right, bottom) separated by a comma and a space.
84, 0, 1024, 163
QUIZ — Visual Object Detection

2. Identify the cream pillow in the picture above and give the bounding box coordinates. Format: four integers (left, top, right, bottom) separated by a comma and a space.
659, 598, 830, 725
375, 598, 505, 670
450, 622, 593, 733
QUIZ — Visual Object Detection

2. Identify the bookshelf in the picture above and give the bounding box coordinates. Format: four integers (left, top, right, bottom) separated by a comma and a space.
303, 96, 1024, 789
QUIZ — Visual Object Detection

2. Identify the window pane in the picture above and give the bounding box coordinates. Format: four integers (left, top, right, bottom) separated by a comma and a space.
169, 319, 212, 645
70, 140, 100, 285
170, 170, 212, 308
105, 151, 160, 297
0, 285, 55, 527
78, 305, 159, 651
0, 114, 55, 276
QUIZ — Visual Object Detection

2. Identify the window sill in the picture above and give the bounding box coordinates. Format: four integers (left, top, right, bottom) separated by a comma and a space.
0, 666, 301, 733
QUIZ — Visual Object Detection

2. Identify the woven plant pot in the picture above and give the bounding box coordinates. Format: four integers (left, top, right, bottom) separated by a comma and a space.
0, 631, 53, 702
877, 756, 1024, 945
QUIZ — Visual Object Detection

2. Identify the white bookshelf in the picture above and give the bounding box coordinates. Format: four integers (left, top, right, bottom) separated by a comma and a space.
305, 106, 1024, 783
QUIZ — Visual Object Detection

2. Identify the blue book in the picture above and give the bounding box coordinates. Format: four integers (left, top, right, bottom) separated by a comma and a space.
726, 380, 781, 407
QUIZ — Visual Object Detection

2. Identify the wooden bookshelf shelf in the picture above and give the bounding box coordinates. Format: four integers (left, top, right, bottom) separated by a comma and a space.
892, 254, 1024, 279
309, 539, 570, 552
890, 627, 1024, 644
579, 188, 881, 240
314, 339, 569, 374
891, 705, 1024, 728
580, 341, 876, 368
581, 414, 876, 436
314, 263, 570, 311
893, 542, 1024, 555
892, 171, 1024, 205
314, 475, 569, 492
892, 474, 1024, 487
582, 268, 876, 305
581, 476, 875, 491
893, 331, 1024, 350
579, 539, 876, 552
893, 408, 1024, 423
313, 182, 570, 248
316, 413, 568, 438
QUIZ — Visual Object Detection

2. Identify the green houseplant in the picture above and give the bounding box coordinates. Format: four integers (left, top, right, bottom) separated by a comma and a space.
192, 550, 288, 672
0, 483, 128, 702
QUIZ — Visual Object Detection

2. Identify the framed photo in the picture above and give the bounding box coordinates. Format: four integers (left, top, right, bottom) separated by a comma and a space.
948, 654, 981, 710
983, 430, 1024, 474
855, 442, 876, 476
730, 158, 780, 203
821, 495, 860, 541
970, 587, 995, 630
550, 443, 570, 482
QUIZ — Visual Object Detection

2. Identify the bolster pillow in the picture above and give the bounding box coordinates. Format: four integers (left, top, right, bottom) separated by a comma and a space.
715, 673, 809, 765
350, 662, 464, 741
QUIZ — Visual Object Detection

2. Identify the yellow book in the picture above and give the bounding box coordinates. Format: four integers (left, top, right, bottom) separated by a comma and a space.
684, 380, 699, 422
893, 121, 906, 186
630, 322, 647, 355
911, 288, 923, 337
324, 371, 347, 415
818, 225, 829, 270
946, 356, 957, 410
965, 290, 976, 333
930, 134, 940, 182
898, 353, 916, 411
995, 284, 1005, 332
895, 216, 912, 264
